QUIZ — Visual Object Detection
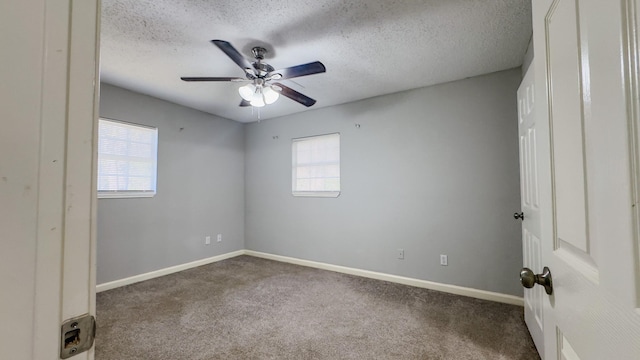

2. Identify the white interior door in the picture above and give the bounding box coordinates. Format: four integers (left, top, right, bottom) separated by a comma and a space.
0, 1, 99, 359
528, 0, 640, 359
517, 66, 545, 355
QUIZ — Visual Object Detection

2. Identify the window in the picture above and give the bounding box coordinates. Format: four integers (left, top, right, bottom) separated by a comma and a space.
97, 118, 158, 198
292, 133, 340, 197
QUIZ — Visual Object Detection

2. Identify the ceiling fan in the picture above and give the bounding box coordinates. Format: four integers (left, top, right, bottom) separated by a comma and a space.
181, 40, 326, 108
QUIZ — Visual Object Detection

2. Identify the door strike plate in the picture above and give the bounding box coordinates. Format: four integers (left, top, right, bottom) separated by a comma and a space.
60, 314, 96, 359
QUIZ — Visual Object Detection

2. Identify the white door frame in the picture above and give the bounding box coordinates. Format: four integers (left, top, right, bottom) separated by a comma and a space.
0, 0, 100, 359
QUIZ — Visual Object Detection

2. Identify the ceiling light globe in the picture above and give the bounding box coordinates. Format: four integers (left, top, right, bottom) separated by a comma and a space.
263, 86, 280, 105
238, 84, 255, 101
250, 91, 266, 107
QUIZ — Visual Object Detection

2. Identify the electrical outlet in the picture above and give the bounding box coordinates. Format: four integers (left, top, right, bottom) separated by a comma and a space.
397, 248, 404, 260
205, 236, 211, 245
440, 254, 448, 266
217, 234, 222, 242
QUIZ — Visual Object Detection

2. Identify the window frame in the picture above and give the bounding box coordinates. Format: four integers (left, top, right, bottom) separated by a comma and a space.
291, 132, 341, 198
97, 118, 158, 199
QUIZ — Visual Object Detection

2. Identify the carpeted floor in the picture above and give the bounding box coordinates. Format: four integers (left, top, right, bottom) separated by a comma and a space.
96, 255, 540, 360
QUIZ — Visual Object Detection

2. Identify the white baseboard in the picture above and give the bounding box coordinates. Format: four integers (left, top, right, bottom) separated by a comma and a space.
244, 250, 524, 306
97, 249, 523, 306
96, 250, 245, 293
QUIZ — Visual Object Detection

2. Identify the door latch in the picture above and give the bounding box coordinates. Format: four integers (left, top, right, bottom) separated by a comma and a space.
60, 314, 96, 358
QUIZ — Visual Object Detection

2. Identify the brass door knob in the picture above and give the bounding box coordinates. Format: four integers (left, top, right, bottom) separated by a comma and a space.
520, 267, 553, 295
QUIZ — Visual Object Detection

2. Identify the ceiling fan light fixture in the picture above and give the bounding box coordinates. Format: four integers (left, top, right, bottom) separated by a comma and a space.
250, 97, 266, 107
238, 83, 256, 101
250, 88, 266, 107
263, 86, 280, 105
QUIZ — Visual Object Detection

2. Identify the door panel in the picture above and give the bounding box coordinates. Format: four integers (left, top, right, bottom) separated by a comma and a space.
546, 0, 599, 283
518, 66, 545, 354
530, 0, 640, 359
546, 0, 591, 256
557, 331, 581, 360
527, 230, 543, 329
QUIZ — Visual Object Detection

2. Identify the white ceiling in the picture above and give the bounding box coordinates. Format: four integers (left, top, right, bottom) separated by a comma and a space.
100, 0, 532, 123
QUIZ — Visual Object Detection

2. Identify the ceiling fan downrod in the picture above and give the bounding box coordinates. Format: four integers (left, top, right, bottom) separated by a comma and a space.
251, 47, 266, 61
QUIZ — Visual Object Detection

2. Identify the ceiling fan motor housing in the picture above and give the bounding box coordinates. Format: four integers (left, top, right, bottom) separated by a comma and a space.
251, 62, 275, 78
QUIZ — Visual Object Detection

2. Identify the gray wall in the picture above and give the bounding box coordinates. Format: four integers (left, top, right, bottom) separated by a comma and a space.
245, 69, 524, 296
97, 84, 245, 284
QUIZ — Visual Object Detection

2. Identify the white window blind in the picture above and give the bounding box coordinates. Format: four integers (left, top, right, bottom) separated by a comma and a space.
292, 133, 340, 197
97, 118, 158, 198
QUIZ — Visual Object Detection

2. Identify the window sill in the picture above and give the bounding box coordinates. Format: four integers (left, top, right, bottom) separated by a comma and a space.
98, 191, 156, 199
292, 191, 340, 198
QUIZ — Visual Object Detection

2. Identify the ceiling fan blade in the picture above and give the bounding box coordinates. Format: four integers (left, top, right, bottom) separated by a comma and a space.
181, 77, 247, 82
211, 40, 255, 73
272, 82, 317, 107
268, 61, 326, 80
239, 99, 251, 107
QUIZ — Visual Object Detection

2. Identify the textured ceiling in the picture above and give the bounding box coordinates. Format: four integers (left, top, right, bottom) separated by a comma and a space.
100, 0, 532, 123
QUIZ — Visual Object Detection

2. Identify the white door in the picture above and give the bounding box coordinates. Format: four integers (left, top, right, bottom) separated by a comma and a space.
517, 66, 545, 355
526, 0, 640, 359
0, 1, 100, 359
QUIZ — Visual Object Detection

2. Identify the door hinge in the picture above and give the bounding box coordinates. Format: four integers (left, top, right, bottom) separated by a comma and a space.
60, 314, 96, 359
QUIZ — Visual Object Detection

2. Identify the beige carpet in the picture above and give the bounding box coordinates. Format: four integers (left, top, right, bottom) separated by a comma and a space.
96, 255, 539, 359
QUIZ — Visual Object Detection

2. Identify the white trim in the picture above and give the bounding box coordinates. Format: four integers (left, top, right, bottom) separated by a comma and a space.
99, 117, 157, 130
97, 191, 156, 199
96, 249, 523, 306
244, 250, 524, 306
96, 250, 244, 292
292, 191, 341, 198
